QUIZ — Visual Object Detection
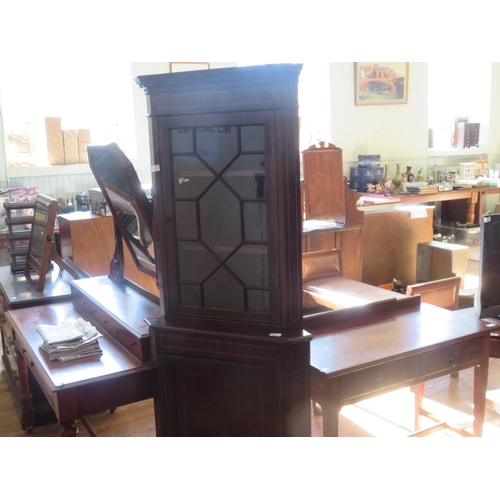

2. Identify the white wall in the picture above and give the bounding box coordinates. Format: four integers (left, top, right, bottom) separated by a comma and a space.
1, 62, 498, 191
324, 62, 500, 183
329, 62, 429, 163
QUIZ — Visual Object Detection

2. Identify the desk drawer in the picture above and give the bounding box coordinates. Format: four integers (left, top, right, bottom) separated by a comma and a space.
419, 338, 484, 377
339, 357, 417, 402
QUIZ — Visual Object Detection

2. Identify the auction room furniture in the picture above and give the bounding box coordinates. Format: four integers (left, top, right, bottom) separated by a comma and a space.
136, 64, 312, 436
0, 265, 74, 430
406, 275, 462, 431
405, 275, 461, 310
301, 145, 363, 281
302, 142, 345, 220
305, 298, 497, 437
5, 300, 156, 436
416, 240, 469, 289
58, 212, 159, 296
361, 206, 435, 286
4, 200, 35, 272
352, 185, 500, 226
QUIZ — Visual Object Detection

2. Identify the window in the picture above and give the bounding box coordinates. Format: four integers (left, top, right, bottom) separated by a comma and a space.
0, 60, 135, 168
238, 62, 331, 151
428, 62, 491, 151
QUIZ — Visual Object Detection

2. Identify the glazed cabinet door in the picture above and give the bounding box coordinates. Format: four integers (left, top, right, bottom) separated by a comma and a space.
154, 112, 289, 328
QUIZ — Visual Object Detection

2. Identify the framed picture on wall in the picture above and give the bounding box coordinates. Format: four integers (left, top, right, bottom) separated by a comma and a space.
355, 62, 409, 105
170, 62, 210, 73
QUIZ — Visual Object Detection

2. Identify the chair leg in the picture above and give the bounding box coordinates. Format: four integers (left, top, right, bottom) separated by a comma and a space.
413, 382, 425, 431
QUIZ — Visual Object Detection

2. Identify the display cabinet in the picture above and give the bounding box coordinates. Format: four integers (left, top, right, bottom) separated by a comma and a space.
136, 64, 311, 436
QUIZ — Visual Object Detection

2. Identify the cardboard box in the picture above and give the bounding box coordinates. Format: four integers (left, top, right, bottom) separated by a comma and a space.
417, 241, 469, 289
45, 117, 65, 165
77, 129, 91, 163
63, 130, 79, 164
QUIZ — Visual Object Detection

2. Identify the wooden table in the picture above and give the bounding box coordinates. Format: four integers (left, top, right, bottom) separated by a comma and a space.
305, 298, 498, 437
5, 301, 156, 436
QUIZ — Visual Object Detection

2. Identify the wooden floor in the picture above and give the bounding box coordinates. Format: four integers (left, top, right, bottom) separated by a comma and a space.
3, 251, 500, 437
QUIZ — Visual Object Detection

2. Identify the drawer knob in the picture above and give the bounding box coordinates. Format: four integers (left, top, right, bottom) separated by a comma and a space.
375, 373, 384, 383
449, 351, 458, 367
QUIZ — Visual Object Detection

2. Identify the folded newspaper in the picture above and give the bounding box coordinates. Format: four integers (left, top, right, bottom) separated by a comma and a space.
37, 317, 103, 362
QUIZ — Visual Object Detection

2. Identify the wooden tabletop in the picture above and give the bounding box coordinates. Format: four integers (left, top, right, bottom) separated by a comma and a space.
6, 301, 152, 393
309, 302, 499, 377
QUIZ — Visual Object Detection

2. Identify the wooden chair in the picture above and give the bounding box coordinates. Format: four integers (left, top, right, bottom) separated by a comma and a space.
406, 276, 462, 433
405, 275, 461, 311
302, 249, 343, 415
302, 249, 343, 310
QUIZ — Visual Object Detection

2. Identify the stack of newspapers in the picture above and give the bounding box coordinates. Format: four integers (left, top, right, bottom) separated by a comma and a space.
36, 317, 103, 362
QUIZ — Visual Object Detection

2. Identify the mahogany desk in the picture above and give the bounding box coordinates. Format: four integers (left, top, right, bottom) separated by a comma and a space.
305, 298, 499, 437
5, 301, 156, 436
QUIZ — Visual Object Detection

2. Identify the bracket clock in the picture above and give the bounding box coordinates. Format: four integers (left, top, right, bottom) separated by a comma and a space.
136, 64, 311, 436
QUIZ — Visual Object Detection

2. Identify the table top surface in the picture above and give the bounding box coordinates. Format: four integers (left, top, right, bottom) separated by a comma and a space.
309, 302, 500, 377
0, 264, 73, 308
6, 301, 151, 393
304, 276, 404, 310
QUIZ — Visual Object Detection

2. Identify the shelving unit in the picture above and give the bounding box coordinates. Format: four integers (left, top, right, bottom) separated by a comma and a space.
4, 200, 35, 272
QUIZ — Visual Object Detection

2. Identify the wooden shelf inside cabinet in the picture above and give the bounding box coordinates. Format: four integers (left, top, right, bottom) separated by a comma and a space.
4, 201, 35, 273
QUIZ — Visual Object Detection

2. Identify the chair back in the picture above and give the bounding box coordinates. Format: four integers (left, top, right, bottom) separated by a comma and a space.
406, 276, 461, 310
302, 249, 343, 309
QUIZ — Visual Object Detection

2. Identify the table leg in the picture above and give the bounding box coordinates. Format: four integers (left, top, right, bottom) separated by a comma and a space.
56, 389, 80, 437
473, 358, 489, 437
413, 382, 425, 431
314, 378, 340, 437
14, 345, 35, 433
59, 422, 79, 437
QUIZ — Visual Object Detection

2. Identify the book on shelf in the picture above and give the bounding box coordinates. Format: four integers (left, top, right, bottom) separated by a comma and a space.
37, 317, 103, 362
405, 185, 439, 194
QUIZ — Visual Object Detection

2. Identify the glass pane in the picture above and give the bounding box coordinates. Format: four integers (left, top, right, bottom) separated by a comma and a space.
180, 283, 201, 307
196, 126, 238, 172
224, 154, 266, 199
204, 268, 244, 310
247, 290, 269, 312
226, 244, 268, 287
200, 180, 241, 258
173, 155, 214, 198
175, 201, 198, 239
171, 128, 194, 153
243, 202, 267, 242
241, 125, 265, 151
178, 241, 219, 282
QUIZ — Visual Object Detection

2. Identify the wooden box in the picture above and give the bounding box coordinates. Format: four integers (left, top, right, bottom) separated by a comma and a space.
417, 241, 469, 289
